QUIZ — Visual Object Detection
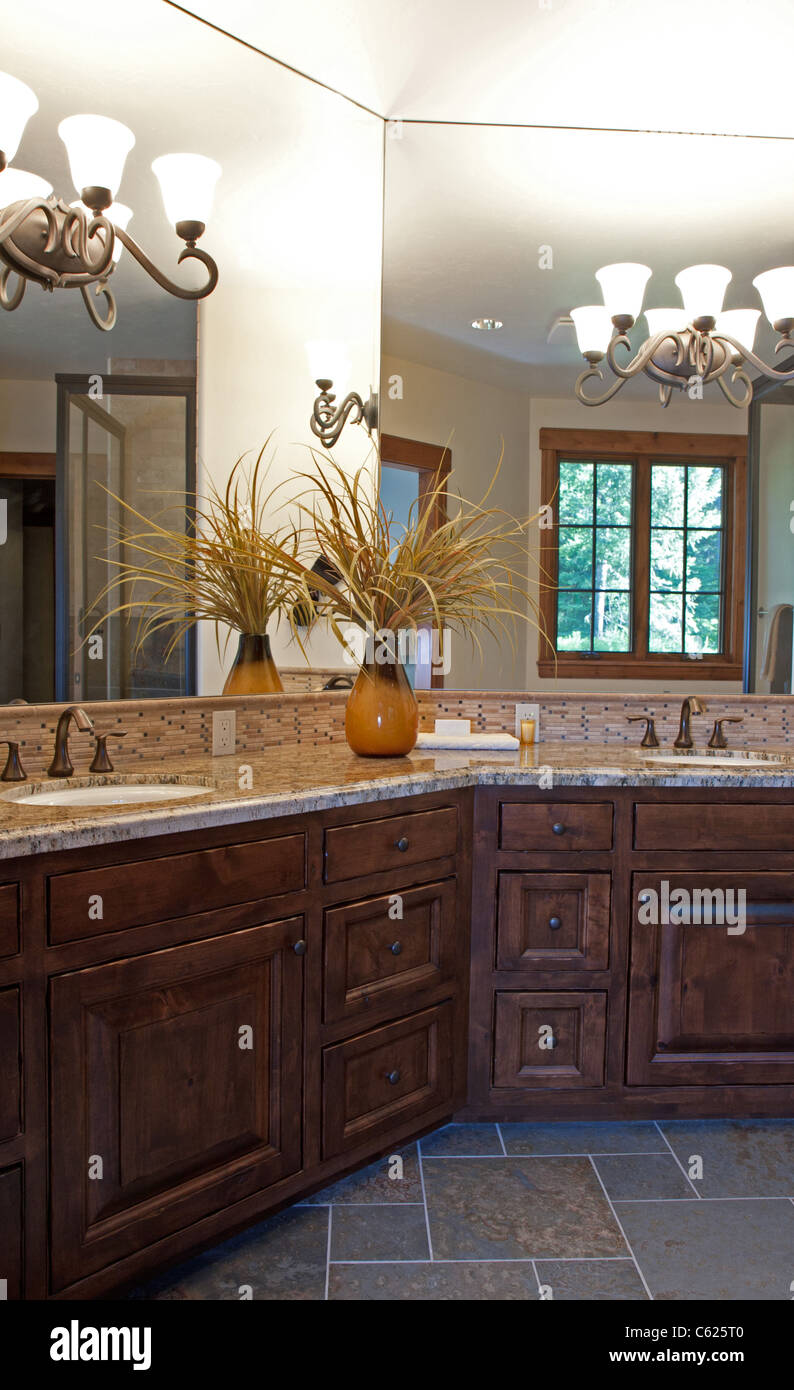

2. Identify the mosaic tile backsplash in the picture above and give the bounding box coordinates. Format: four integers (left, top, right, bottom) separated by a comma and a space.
1, 686, 790, 771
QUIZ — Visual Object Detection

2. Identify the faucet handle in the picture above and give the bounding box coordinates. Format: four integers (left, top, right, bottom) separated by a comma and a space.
90, 731, 127, 774
707, 717, 743, 750
627, 716, 660, 748
0, 740, 27, 783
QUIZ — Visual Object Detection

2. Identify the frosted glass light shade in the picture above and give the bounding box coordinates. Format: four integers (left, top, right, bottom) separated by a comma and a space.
644, 307, 689, 337
72, 200, 132, 263
570, 305, 613, 356
0, 167, 51, 208
595, 262, 652, 320
58, 115, 135, 198
152, 154, 221, 228
674, 264, 731, 320
0, 73, 38, 165
305, 339, 352, 391
752, 268, 794, 328
715, 308, 760, 352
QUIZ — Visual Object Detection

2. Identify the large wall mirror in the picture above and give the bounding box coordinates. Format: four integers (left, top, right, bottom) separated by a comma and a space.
0, 0, 383, 705
380, 122, 793, 695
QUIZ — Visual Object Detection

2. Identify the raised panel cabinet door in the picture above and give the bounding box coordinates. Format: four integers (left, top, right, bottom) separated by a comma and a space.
496, 873, 610, 971
492, 992, 607, 1089
50, 917, 305, 1292
627, 873, 794, 1085
0, 883, 19, 958
0, 986, 21, 1142
0, 1166, 22, 1300
322, 1003, 454, 1158
324, 879, 457, 1023
499, 802, 614, 853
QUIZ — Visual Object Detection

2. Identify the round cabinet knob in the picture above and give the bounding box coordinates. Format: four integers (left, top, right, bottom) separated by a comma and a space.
389, 941, 402, 955
548, 916, 562, 930
293, 939, 307, 956
552, 823, 565, 836
395, 836, 409, 852
386, 1069, 400, 1085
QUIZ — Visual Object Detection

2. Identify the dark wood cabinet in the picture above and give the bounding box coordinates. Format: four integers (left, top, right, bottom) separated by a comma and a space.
0, 987, 21, 1143
496, 872, 610, 971
500, 801, 613, 852
49, 917, 305, 1290
493, 991, 607, 1089
324, 805, 458, 882
0, 883, 19, 958
627, 871, 794, 1086
0, 1166, 23, 1300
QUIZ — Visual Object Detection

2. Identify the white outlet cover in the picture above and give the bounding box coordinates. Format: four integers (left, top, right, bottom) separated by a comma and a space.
212, 709, 236, 756
514, 702, 540, 740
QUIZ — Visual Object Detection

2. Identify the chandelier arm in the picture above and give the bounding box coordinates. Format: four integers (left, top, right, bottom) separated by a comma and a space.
0, 197, 57, 249
114, 227, 218, 300
574, 365, 628, 406
659, 383, 673, 408
716, 369, 753, 408
80, 281, 117, 332
715, 334, 794, 384
606, 329, 684, 380
0, 264, 26, 311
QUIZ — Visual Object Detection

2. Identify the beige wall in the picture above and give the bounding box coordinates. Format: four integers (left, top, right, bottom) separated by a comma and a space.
381, 353, 530, 689
0, 380, 57, 453
756, 403, 794, 689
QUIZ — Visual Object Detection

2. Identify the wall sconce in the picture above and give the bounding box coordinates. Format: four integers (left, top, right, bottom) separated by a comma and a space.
0, 71, 221, 331
306, 339, 378, 449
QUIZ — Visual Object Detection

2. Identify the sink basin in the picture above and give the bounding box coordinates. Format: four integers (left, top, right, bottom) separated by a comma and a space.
1, 777, 214, 808
642, 750, 788, 770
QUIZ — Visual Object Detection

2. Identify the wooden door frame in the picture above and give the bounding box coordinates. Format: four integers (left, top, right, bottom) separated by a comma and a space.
0, 451, 56, 478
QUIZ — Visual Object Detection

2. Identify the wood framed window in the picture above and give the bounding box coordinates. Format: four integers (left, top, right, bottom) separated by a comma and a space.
538, 428, 747, 681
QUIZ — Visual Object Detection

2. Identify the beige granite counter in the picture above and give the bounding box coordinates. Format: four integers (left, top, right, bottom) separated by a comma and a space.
0, 740, 792, 860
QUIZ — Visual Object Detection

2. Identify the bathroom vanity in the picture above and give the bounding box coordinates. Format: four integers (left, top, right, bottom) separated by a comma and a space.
1, 745, 793, 1298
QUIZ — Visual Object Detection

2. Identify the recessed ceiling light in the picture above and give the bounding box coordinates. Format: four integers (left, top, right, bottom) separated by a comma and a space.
471, 317, 503, 330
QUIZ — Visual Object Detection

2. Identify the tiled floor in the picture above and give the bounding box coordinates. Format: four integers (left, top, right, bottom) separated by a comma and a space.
129, 1119, 794, 1301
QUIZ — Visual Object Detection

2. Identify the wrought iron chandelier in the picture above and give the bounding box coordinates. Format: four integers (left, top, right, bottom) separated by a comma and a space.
0, 72, 220, 331
570, 262, 794, 407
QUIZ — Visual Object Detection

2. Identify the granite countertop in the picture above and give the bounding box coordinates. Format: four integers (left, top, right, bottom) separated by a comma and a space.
0, 739, 792, 860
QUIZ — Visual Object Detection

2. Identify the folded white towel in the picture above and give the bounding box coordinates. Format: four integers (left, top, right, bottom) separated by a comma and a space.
415, 732, 520, 751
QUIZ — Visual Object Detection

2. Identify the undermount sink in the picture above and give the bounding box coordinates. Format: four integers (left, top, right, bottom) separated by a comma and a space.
1, 777, 215, 808
642, 750, 788, 770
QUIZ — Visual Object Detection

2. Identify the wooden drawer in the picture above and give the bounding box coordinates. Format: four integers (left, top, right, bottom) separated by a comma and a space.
0, 987, 21, 1143
496, 873, 610, 971
324, 806, 458, 884
0, 1166, 23, 1300
322, 1002, 454, 1157
634, 802, 794, 852
48, 833, 306, 942
324, 879, 457, 1024
49, 916, 304, 1291
0, 884, 19, 959
628, 872, 794, 1085
492, 991, 607, 1089
500, 802, 613, 853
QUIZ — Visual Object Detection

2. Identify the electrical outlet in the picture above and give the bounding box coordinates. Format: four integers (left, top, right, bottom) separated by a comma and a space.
514, 702, 540, 740
212, 709, 236, 756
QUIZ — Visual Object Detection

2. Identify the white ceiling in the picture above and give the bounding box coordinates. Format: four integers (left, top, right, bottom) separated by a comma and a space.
185, 0, 794, 138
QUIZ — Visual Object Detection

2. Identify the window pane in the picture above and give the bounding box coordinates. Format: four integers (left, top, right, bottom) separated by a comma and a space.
685, 593, 721, 653
557, 592, 592, 649
558, 527, 593, 589
593, 592, 630, 651
650, 529, 684, 590
595, 527, 630, 589
651, 464, 685, 527
558, 461, 594, 524
649, 592, 683, 651
686, 529, 722, 591
380, 463, 419, 537
687, 465, 723, 527
596, 463, 632, 525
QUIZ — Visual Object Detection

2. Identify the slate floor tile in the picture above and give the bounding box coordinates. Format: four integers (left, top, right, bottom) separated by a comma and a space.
657, 1120, 794, 1198
534, 1259, 648, 1301
129, 1206, 329, 1301
300, 1143, 423, 1204
423, 1156, 627, 1260
330, 1204, 429, 1262
329, 1261, 539, 1300
420, 1124, 503, 1156
593, 1153, 695, 1201
499, 1122, 666, 1156
617, 1198, 794, 1300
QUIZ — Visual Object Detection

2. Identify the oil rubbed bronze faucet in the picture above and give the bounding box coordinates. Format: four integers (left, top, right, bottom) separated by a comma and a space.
673, 695, 707, 750
48, 706, 94, 778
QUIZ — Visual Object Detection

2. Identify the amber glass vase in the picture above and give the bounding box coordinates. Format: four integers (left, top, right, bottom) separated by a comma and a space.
222, 634, 284, 695
345, 659, 419, 757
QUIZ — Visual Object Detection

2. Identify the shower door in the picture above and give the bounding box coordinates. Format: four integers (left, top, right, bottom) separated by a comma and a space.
55, 375, 197, 702
745, 367, 794, 692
